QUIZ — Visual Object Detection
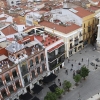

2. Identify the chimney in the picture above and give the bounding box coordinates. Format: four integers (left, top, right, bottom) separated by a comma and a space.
43, 34, 45, 41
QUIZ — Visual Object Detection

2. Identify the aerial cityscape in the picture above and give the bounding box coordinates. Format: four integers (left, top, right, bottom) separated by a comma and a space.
0, 0, 100, 100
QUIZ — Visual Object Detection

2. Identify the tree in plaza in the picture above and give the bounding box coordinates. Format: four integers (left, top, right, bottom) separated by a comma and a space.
63, 80, 72, 92
55, 87, 64, 98
44, 92, 57, 100
80, 66, 89, 80
74, 74, 81, 86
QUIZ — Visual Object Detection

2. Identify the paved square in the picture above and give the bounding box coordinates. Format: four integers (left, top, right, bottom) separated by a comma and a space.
34, 45, 100, 100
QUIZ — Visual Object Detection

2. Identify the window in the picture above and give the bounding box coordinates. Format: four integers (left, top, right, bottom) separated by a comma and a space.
84, 24, 85, 28
88, 26, 91, 32
37, 67, 40, 74
0, 78, 3, 87
35, 56, 39, 64
1, 89, 7, 98
8, 85, 14, 93
5, 74, 11, 82
41, 54, 44, 61
15, 81, 20, 88
32, 71, 35, 78
12, 70, 17, 78
30, 60, 33, 67
70, 43, 72, 49
21, 65, 28, 76
42, 64, 45, 71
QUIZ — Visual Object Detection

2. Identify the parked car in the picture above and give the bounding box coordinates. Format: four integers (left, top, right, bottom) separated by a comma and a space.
90, 62, 95, 66
95, 58, 100, 62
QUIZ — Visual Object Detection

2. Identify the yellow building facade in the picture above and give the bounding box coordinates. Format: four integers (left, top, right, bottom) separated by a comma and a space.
82, 13, 95, 45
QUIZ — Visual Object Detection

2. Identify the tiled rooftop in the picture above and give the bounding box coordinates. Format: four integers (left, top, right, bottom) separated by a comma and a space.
74, 7, 93, 18
35, 33, 60, 46
1, 25, 18, 36
39, 21, 81, 34
0, 17, 6, 21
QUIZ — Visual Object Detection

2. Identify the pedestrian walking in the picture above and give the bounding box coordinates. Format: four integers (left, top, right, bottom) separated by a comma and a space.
68, 58, 70, 63
71, 64, 73, 67
65, 69, 68, 75
58, 79, 60, 82
82, 58, 83, 62
59, 82, 61, 86
70, 67, 73, 71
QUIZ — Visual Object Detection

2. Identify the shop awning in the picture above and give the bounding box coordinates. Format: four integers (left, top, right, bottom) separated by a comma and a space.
31, 84, 43, 94
42, 73, 57, 83
32, 96, 40, 100
49, 84, 58, 92
19, 92, 33, 100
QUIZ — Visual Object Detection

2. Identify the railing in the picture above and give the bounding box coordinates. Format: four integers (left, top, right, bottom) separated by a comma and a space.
21, 70, 29, 76
75, 44, 78, 46
79, 40, 83, 43
48, 52, 65, 62
24, 81, 30, 86
50, 62, 62, 71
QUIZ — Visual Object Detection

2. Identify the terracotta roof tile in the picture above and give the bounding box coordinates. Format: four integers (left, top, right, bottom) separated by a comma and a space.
39, 21, 80, 34
74, 7, 93, 18
0, 17, 6, 21
48, 42, 64, 52
1, 25, 17, 36
35, 34, 60, 47
88, 6, 100, 11
13, 17, 25, 25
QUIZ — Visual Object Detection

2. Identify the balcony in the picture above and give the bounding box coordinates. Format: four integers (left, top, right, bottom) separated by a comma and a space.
48, 51, 65, 62
79, 40, 83, 43
0, 84, 6, 90
70, 46, 73, 49
21, 70, 29, 76
13, 76, 20, 82
69, 39, 73, 42
75, 44, 78, 46
49, 62, 62, 71
9, 54, 28, 64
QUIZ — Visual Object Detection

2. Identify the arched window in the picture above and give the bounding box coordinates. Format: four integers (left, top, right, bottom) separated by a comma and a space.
12, 69, 17, 78
5, 73, 11, 82
37, 67, 40, 74
30, 60, 33, 67
35, 56, 39, 64
41, 53, 44, 61
0, 78, 3, 87
32, 71, 35, 78
42, 64, 45, 71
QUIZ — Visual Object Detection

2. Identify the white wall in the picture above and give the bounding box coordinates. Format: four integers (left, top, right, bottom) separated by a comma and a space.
16, 25, 25, 32
51, 9, 82, 26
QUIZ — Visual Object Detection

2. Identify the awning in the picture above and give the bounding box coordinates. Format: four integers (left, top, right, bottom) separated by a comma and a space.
42, 73, 57, 83
19, 92, 33, 100
31, 84, 43, 94
49, 84, 58, 92
32, 96, 40, 100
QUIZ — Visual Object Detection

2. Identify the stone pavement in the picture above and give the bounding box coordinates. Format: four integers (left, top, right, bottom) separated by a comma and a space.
34, 45, 100, 100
